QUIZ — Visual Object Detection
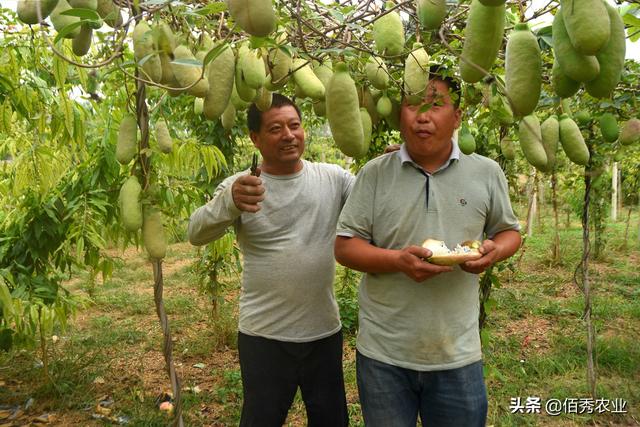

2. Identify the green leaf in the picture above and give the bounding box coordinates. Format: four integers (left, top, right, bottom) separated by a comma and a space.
61, 8, 100, 20
53, 56, 68, 88
170, 58, 203, 67
54, 21, 84, 43
194, 2, 227, 15
202, 44, 227, 67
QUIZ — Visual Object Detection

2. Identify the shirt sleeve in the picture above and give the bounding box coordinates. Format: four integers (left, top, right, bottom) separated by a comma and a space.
341, 167, 356, 206
484, 164, 521, 238
336, 164, 375, 241
187, 174, 242, 246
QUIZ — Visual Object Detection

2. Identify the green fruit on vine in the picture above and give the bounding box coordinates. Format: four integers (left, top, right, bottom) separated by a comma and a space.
598, 113, 619, 142
574, 110, 591, 126
500, 136, 516, 160
68, 0, 96, 8
619, 118, 640, 146
326, 63, 365, 158
230, 84, 251, 111
404, 42, 430, 105
155, 119, 173, 154
50, 0, 80, 38
489, 94, 514, 124
153, 21, 176, 55
72, 26, 93, 56
268, 47, 293, 86
17, 0, 59, 24
116, 114, 137, 164
142, 207, 167, 260
518, 114, 548, 171
365, 56, 389, 90
119, 176, 143, 232
540, 115, 559, 172
203, 44, 235, 120
238, 48, 266, 90
552, 12, 600, 82
313, 61, 333, 88
96, 0, 121, 27
360, 108, 373, 157
313, 101, 326, 117
194, 98, 204, 115
559, 114, 590, 165
560, 0, 610, 56
460, 0, 505, 84
377, 95, 392, 117
255, 87, 273, 112
359, 87, 381, 126
551, 59, 580, 98
417, 0, 447, 30
584, 2, 626, 99
172, 45, 209, 98
228, 0, 276, 37
133, 21, 162, 83
505, 23, 541, 117
373, 2, 405, 56
292, 59, 325, 101
221, 103, 236, 130
458, 132, 476, 155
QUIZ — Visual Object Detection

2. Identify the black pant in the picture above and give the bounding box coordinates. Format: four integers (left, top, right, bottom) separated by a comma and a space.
238, 330, 349, 427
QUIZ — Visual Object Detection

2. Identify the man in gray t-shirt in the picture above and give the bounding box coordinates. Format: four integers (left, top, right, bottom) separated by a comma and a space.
335, 72, 521, 427
188, 94, 352, 427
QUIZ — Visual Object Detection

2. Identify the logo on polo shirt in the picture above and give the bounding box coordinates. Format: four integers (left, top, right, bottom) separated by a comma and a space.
459, 198, 467, 206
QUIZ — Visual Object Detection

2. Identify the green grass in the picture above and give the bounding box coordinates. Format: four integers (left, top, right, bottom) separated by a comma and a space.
1, 212, 639, 425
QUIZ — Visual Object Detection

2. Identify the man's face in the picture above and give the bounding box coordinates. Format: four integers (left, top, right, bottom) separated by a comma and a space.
400, 79, 462, 159
250, 105, 305, 172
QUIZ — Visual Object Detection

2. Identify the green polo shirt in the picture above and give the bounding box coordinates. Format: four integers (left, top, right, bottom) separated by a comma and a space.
337, 142, 520, 371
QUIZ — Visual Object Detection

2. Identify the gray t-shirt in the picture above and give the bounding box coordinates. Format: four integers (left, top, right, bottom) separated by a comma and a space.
337, 144, 520, 371
188, 160, 354, 342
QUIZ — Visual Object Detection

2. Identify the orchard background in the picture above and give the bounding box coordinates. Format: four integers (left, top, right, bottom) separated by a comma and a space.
0, 0, 639, 424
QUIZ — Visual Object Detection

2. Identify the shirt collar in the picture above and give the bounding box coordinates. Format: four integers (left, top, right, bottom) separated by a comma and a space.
397, 139, 460, 174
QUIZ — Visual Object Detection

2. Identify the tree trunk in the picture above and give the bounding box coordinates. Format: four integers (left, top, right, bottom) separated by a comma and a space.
581, 172, 597, 398
622, 207, 632, 250
537, 178, 545, 232
611, 162, 618, 222
551, 172, 561, 264
526, 171, 538, 237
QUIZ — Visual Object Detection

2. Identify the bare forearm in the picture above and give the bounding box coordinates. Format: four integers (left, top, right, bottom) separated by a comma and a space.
492, 229, 522, 262
334, 236, 400, 273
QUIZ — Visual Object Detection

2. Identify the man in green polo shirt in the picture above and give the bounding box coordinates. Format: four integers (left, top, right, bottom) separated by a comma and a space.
334, 70, 521, 427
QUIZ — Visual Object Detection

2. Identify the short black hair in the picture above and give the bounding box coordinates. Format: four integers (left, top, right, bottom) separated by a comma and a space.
428, 65, 462, 108
402, 65, 462, 108
247, 93, 302, 133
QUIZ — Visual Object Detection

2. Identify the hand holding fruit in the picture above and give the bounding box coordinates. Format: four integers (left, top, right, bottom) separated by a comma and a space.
232, 172, 265, 213
395, 245, 453, 282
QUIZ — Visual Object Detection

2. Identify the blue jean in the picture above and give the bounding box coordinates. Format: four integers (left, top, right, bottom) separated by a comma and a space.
356, 351, 487, 427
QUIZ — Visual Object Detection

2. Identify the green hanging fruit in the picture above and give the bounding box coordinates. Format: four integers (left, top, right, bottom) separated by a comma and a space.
459, 0, 505, 83
560, 0, 610, 56
133, 21, 162, 83
458, 132, 476, 155
292, 59, 325, 101
221, 103, 237, 130
326, 63, 365, 158
551, 59, 580, 98
598, 113, 619, 142
619, 118, 640, 146
228, 0, 276, 37
574, 110, 591, 126
373, 2, 405, 56
505, 23, 541, 117
404, 43, 430, 105
377, 95, 392, 117
584, 2, 626, 98
142, 207, 167, 260
116, 114, 137, 165
255, 87, 273, 112
96, 0, 122, 27
500, 136, 516, 160
172, 45, 209, 98
238, 48, 266, 90
417, 0, 447, 30
50, 0, 80, 38
72, 26, 93, 56
119, 176, 143, 232
518, 114, 548, 171
365, 56, 389, 90
17, 0, 59, 24
559, 114, 590, 165
155, 119, 173, 154
540, 115, 559, 172
203, 44, 235, 120
360, 108, 373, 157
552, 12, 600, 82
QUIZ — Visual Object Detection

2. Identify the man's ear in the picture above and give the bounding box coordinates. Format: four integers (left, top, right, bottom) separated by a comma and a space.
453, 108, 462, 129
249, 131, 259, 147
